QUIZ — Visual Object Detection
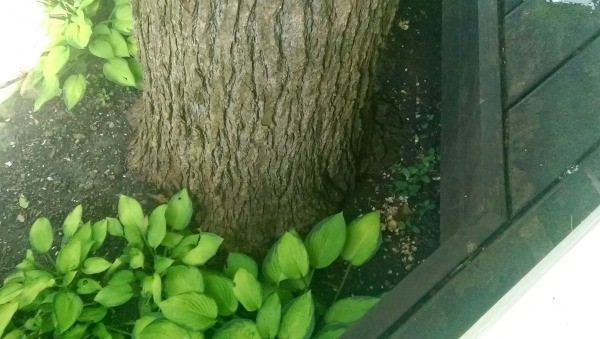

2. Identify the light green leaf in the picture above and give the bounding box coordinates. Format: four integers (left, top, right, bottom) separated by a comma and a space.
62, 271, 77, 288
305, 212, 346, 268
0, 302, 18, 337
83, 0, 99, 16
136, 319, 196, 339
79, 306, 107, 323
164, 265, 204, 298
62, 204, 83, 240
203, 273, 238, 316
113, 5, 133, 34
170, 234, 199, 259
19, 274, 55, 308
0, 284, 22, 305
127, 58, 144, 89
91, 219, 107, 251
118, 195, 145, 234
262, 242, 287, 284
20, 59, 44, 97
129, 247, 145, 269
278, 291, 314, 339
103, 57, 136, 87
34, 75, 61, 111
233, 269, 262, 311
63, 74, 87, 109
75, 278, 102, 294
107, 29, 129, 57
256, 292, 281, 339
3, 329, 26, 339
93, 23, 110, 35
62, 324, 88, 338
324, 296, 379, 325
43, 45, 69, 78
224, 252, 258, 279
159, 292, 218, 331
88, 39, 114, 59
147, 204, 167, 248
54, 291, 83, 334
76, 0, 96, 9
55, 240, 81, 274
107, 270, 135, 285
341, 212, 382, 266
94, 283, 133, 307
314, 324, 347, 339
106, 217, 123, 237
161, 232, 184, 249
127, 35, 138, 57
29, 217, 53, 253
154, 255, 174, 275
213, 319, 261, 339
165, 189, 194, 230
64, 19, 92, 49
182, 232, 223, 266
277, 232, 309, 279
91, 322, 111, 339
82, 257, 111, 274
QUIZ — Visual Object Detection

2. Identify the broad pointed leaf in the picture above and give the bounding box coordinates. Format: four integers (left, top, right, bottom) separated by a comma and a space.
158, 292, 218, 331
278, 291, 314, 339
165, 189, 193, 230
34, 75, 61, 111
213, 319, 261, 339
0, 284, 22, 305
256, 292, 281, 339
43, 45, 69, 77
277, 232, 309, 279
147, 204, 167, 248
54, 291, 83, 334
0, 302, 18, 337
88, 39, 114, 59
341, 212, 382, 266
103, 57, 136, 87
203, 273, 238, 316
63, 74, 86, 109
64, 19, 92, 49
324, 296, 379, 325
75, 278, 102, 294
224, 252, 258, 279
55, 240, 81, 274
233, 269, 262, 311
82, 257, 111, 274
29, 217, 53, 253
107, 29, 129, 57
62, 205, 83, 240
164, 265, 203, 298
94, 284, 133, 307
182, 232, 223, 266
304, 212, 346, 268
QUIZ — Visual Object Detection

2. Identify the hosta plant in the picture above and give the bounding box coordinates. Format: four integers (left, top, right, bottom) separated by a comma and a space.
0, 189, 383, 338
21, 0, 142, 111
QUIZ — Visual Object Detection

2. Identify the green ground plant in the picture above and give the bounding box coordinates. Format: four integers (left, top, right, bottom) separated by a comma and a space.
391, 148, 439, 233
21, 0, 142, 112
0, 189, 382, 338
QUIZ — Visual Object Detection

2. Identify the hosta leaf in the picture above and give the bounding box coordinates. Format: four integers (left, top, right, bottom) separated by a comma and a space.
103, 57, 136, 87
107, 270, 135, 285
182, 232, 223, 266
0, 284, 23, 305
341, 212, 382, 266
127, 35, 138, 57
233, 269, 262, 311
256, 292, 281, 339
63, 74, 86, 109
62, 324, 88, 338
62, 204, 83, 240
263, 242, 286, 284
118, 195, 145, 234
93, 23, 110, 35
82, 257, 111, 274
213, 319, 261, 339
88, 38, 114, 59
136, 319, 195, 339
224, 252, 258, 279
19, 274, 55, 308
55, 241, 81, 274
165, 189, 193, 230
107, 29, 129, 57
314, 324, 347, 339
43, 45, 69, 77
164, 265, 204, 298
106, 217, 123, 237
94, 283, 133, 307
147, 204, 167, 248
75, 278, 102, 294
324, 296, 379, 325
127, 58, 144, 89
34, 75, 61, 111
277, 232, 309, 279
29, 217, 53, 253
129, 247, 145, 269
79, 307, 107, 323
203, 273, 238, 316
154, 255, 174, 275
3, 329, 26, 339
91, 219, 107, 251
170, 234, 199, 259
278, 291, 314, 339
158, 292, 218, 331
62, 270, 77, 287
0, 302, 18, 337
91, 322, 111, 339
305, 212, 346, 268
113, 4, 133, 34
53, 291, 83, 334
64, 19, 92, 49
161, 232, 184, 249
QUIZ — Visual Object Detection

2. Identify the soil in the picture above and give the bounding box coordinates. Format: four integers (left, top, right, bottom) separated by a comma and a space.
0, 0, 441, 310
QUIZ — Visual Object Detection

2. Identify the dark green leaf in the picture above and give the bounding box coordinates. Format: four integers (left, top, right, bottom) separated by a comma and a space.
78, 307, 107, 323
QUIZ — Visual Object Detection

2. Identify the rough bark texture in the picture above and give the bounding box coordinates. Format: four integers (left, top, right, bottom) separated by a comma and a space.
129, 0, 398, 254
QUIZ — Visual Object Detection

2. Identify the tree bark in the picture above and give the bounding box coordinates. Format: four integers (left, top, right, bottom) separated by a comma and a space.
129, 0, 398, 254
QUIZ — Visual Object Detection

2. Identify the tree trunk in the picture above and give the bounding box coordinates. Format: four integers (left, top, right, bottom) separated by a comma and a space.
128, 0, 398, 254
